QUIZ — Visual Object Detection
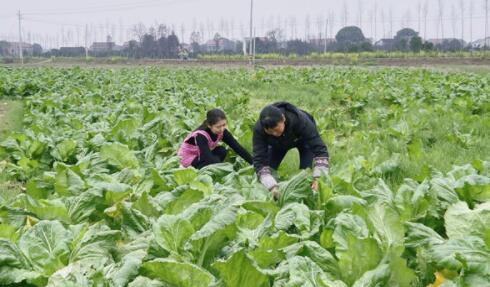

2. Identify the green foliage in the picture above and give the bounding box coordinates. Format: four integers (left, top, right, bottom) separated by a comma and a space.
0, 66, 489, 286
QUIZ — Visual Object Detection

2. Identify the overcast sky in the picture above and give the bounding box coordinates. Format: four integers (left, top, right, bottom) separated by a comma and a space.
0, 0, 488, 48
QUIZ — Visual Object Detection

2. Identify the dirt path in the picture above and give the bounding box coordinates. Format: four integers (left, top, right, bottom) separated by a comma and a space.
0, 101, 22, 135
4, 57, 490, 72
0, 102, 8, 136
0, 101, 8, 127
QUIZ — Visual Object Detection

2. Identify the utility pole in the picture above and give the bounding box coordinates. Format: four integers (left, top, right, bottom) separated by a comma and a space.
374, 1, 377, 43
460, 0, 465, 43
470, 0, 474, 46
417, 2, 421, 34
389, 8, 393, 38
438, 0, 445, 40
249, 0, 254, 64
18, 10, 23, 64
253, 27, 256, 66
486, 0, 489, 48
324, 17, 328, 53
85, 24, 89, 60
423, 0, 429, 40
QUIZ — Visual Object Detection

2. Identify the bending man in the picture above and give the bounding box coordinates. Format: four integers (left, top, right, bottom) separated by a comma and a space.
252, 102, 329, 199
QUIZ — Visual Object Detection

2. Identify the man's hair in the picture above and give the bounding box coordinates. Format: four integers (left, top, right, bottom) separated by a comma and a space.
259, 105, 284, 130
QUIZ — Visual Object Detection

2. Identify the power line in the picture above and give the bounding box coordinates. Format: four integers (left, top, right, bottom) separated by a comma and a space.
22, 18, 87, 28
23, 0, 161, 14
23, 0, 196, 16
18, 10, 24, 64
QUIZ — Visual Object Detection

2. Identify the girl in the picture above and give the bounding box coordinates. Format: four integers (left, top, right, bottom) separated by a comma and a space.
178, 109, 253, 169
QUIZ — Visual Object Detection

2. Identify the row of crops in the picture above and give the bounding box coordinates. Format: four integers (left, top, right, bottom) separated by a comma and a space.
0, 66, 489, 286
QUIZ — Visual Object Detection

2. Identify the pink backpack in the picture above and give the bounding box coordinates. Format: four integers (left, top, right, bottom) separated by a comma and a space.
177, 130, 224, 167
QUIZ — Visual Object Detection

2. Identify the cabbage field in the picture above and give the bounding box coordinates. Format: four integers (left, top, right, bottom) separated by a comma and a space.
0, 66, 489, 287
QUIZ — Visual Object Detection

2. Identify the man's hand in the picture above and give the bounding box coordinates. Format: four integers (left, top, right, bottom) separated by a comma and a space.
271, 186, 279, 201
311, 179, 319, 193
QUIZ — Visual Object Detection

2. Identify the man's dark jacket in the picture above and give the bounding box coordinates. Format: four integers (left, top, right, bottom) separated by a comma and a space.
252, 102, 329, 173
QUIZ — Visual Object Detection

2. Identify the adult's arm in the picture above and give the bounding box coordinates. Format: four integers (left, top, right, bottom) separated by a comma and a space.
222, 129, 253, 164
252, 126, 278, 190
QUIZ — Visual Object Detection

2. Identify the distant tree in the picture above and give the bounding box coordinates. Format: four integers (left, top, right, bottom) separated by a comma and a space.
336, 26, 365, 44
213, 33, 222, 53
141, 34, 157, 58
157, 24, 169, 39
125, 40, 139, 58
395, 39, 409, 51
189, 31, 201, 55
190, 31, 201, 44
32, 43, 43, 57
286, 39, 314, 55
410, 36, 423, 52
394, 28, 419, 51
395, 28, 418, 40
335, 26, 370, 52
157, 36, 168, 58
0, 41, 9, 56
235, 41, 244, 54
167, 33, 180, 58
422, 41, 434, 51
437, 39, 465, 52
263, 29, 282, 53
132, 23, 147, 42
47, 49, 60, 57
359, 41, 374, 52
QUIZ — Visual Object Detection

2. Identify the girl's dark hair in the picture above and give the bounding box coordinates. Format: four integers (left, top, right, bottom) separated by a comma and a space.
198, 108, 227, 130
259, 105, 284, 129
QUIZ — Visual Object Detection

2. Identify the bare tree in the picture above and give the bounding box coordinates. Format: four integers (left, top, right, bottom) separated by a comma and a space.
328, 11, 335, 40
486, 0, 489, 48
389, 8, 394, 38
132, 22, 146, 42
190, 31, 201, 44
451, 5, 457, 39
276, 15, 282, 36
325, 16, 329, 52
206, 19, 213, 41
460, 0, 465, 41
370, 10, 374, 39
283, 17, 289, 40
192, 18, 197, 34
417, 2, 422, 33
239, 21, 245, 39
99, 26, 105, 43
76, 27, 81, 46
289, 16, 297, 39
61, 27, 65, 47
148, 27, 156, 39
423, 0, 429, 39
260, 17, 266, 37
180, 23, 185, 43
403, 9, 412, 29
111, 24, 116, 43
342, 0, 349, 27
438, 0, 445, 39
267, 16, 275, 35
469, 0, 474, 44
219, 18, 225, 38
381, 9, 386, 38
374, 0, 378, 41
358, 0, 363, 28
157, 24, 168, 39
118, 19, 124, 44
230, 19, 235, 39
305, 14, 311, 40
316, 15, 324, 40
